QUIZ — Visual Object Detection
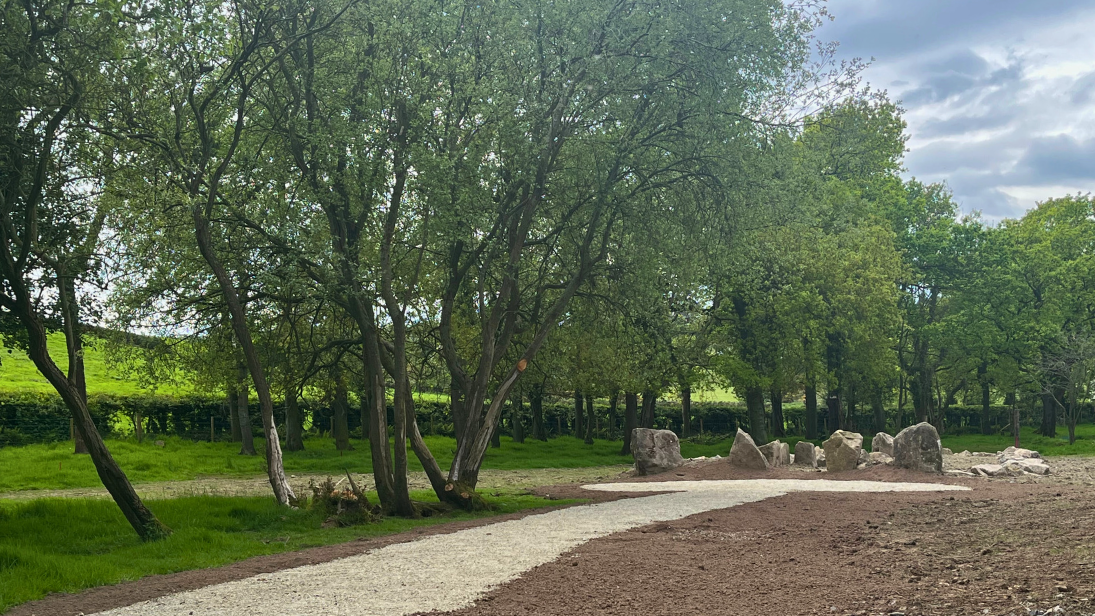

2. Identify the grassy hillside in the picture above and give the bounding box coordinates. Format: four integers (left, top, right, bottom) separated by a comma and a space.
0, 333, 192, 397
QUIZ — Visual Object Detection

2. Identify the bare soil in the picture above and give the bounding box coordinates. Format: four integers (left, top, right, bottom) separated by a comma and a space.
432, 461, 1095, 616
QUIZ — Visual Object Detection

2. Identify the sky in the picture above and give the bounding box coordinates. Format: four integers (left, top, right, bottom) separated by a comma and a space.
817, 0, 1095, 222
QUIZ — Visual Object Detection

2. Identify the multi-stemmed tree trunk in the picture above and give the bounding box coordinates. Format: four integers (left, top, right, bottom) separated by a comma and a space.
573, 390, 584, 439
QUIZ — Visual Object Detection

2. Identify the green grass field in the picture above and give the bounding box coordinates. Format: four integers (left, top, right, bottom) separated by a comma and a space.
0, 491, 567, 613
0, 334, 193, 397
0, 435, 737, 494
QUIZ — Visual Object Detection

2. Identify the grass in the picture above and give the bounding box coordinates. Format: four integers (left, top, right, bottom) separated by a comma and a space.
0, 435, 730, 494
0, 333, 193, 397
0, 490, 569, 613
941, 423, 1095, 457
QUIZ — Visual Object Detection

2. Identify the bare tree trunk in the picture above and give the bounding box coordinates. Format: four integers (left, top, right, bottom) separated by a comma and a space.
621, 392, 638, 455
236, 363, 256, 456
640, 391, 656, 429
10, 301, 170, 540
512, 392, 525, 443
227, 383, 241, 442
1040, 391, 1057, 437
745, 386, 768, 445
680, 386, 691, 438
872, 388, 886, 434
584, 394, 595, 444
530, 384, 546, 441
805, 382, 818, 440
331, 377, 352, 451
980, 375, 992, 436
192, 207, 293, 505
573, 389, 584, 438
770, 388, 785, 438
285, 386, 304, 452
607, 391, 619, 440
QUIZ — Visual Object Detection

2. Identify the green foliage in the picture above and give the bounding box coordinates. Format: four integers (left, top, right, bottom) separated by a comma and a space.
0, 492, 567, 612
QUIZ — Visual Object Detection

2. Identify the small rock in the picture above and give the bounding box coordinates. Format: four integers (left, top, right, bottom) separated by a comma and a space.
945, 470, 976, 477
872, 432, 894, 457
971, 464, 1007, 477
154, 440, 165, 448
758, 440, 787, 467
823, 430, 863, 473
728, 429, 769, 470
793, 440, 817, 468
631, 428, 685, 475
869, 451, 894, 465
998, 446, 1041, 463
942, 447, 953, 455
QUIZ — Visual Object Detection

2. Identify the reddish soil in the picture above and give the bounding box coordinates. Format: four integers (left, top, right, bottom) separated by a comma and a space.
433, 462, 1095, 616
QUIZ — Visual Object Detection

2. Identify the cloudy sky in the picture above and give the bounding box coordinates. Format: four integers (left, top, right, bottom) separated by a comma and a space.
817, 0, 1095, 221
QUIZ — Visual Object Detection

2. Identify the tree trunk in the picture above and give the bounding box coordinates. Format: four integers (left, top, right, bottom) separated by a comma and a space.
680, 386, 692, 438
573, 389, 584, 438
512, 392, 525, 443
1040, 391, 1057, 437
490, 419, 501, 448
607, 391, 619, 440
227, 384, 241, 442
620, 392, 638, 455
360, 386, 371, 441
872, 388, 885, 434
530, 384, 546, 441
745, 386, 768, 445
980, 378, 992, 436
12, 302, 170, 540
805, 382, 818, 440
285, 386, 304, 452
236, 363, 256, 456
770, 388, 785, 438
826, 388, 843, 433
192, 208, 293, 505
331, 378, 352, 451
640, 391, 656, 429
584, 394, 595, 444
450, 379, 466, 445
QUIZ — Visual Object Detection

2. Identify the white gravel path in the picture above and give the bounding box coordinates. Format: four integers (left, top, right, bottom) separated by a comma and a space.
92, 479, 967, 616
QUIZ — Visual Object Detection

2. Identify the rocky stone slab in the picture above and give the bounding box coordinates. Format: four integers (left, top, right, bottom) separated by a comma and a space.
793, 441, 817, 468
892, 422, 943, 473
728, 429, 770, 470
822, 430, 863, 473
631, 428, 685, 476
872, 432, 894, 457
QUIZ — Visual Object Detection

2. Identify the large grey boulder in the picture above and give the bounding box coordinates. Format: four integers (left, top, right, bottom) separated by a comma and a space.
872, 432, 894, 457
759, 440, 791, 467
822, 430, 863, 473
892, 422, 943, 473
728, 429, 770, 470
793, 440, 817, 468
631, 428, 685, 475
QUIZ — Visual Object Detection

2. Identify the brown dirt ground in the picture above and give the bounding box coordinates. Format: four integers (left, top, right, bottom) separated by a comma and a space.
432, 461, 1095, 616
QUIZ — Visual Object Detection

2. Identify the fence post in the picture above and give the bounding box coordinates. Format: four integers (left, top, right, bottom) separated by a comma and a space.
210, 415, 215, 442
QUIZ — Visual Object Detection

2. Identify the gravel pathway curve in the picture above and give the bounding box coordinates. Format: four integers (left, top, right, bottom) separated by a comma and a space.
91, 479, 967, 616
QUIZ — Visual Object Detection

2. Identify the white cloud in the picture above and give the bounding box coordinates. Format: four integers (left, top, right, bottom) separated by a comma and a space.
818, 0, 1095, 221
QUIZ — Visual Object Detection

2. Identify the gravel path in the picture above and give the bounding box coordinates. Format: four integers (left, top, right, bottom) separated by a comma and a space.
91, 479, 967, 616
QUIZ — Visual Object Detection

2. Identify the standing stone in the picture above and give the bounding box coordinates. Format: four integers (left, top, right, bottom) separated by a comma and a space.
728, 428, 770, 470
631, 428, 685, 475
759, 440, 789, 467
892, 422, 943, 473
815, 445, 826, 468
872, 432, 894, 457
822, 430, 863, 473
793, 440, 817, 468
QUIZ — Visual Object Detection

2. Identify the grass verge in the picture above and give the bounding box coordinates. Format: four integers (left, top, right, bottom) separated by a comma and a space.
0, 435, 735, 493
0, 490, 570, 613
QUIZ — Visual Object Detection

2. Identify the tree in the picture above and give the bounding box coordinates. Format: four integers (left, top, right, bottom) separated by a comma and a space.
0, 0, 169, 540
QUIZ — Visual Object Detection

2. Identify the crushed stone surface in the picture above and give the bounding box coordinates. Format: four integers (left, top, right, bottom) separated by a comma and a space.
90, 479, 966, 616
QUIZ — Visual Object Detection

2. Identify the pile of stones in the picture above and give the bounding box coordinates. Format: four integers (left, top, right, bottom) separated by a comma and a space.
965, 447, 1051, 477
727, 422, 947, 474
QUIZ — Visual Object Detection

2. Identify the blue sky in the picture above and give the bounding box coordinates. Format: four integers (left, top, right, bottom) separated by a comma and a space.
818, 0, 1095, 221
